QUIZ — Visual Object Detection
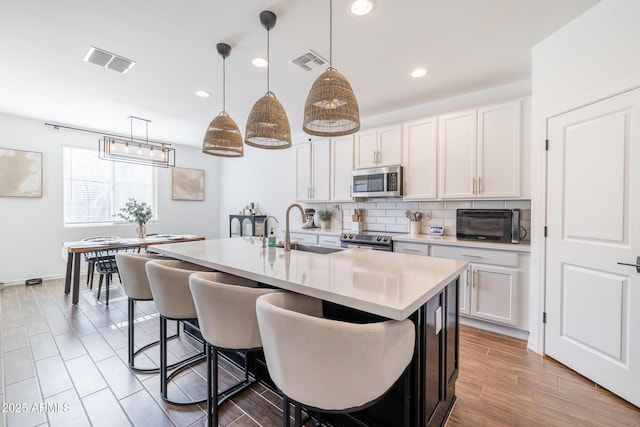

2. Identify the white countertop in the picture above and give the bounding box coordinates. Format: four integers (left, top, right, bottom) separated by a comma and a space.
151, 237, 468, 320
290, 229, 531, 252
392, 234, 531, 253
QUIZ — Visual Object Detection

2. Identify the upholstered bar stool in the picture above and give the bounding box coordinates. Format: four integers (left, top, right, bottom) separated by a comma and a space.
115, 252, 180, 372
189, 272, 281, 427
256, 293, 416, 427
145, 259, 214, 405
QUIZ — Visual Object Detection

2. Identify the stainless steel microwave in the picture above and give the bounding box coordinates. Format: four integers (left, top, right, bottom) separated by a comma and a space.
352, 165, 403, 198
456, 209, 520, 244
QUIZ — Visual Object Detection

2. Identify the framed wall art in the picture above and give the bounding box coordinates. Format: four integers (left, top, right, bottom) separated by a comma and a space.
0, 148, 43, 198
171, 167, 204, 201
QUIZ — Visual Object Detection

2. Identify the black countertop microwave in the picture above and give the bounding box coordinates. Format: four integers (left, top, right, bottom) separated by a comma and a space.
352, 165, 403, 198
456, 209, 521, 244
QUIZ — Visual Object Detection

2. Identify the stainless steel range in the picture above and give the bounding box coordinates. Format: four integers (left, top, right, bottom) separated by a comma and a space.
340, 231, 400, 252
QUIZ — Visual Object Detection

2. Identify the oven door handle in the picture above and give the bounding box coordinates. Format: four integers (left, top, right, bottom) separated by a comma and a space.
346, 244, 373, 250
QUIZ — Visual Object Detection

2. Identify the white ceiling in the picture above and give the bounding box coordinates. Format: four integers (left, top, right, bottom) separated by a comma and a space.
0, 0, 599, 148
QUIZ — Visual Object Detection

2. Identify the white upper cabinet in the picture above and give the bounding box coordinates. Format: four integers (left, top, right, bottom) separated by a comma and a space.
438, 100, 522, 199
354, 124, 402, 169
330, 135, 354, 201
477, 101, 522, 198
295, 139, 330, 202
402, 116, 438, 200
354, 129, 377, 169
438, 109, 478, 199
295, 143, 312, 201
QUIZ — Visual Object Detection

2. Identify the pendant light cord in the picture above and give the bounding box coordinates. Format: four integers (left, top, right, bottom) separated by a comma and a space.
329, 0, 333, 68
222, 56, 226, 113
267, 25, 270, 93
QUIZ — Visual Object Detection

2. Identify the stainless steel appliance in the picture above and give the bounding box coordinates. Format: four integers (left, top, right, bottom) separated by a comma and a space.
352, 165, 403, 198
456, 209, 520, 244
301, 208, 317, 229
340, 231, 399, 251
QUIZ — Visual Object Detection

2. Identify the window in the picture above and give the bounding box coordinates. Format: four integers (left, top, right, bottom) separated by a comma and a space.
63, 147, 156, 225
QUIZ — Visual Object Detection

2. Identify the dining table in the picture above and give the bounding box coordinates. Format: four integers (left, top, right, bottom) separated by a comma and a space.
62, 234, 205, 304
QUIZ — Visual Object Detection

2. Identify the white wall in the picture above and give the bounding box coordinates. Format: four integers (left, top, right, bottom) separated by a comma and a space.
0, 113, 221, 284
529, 0, 640, 353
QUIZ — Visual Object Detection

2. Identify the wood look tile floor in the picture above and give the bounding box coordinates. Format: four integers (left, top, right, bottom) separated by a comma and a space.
1, 277, 639, 427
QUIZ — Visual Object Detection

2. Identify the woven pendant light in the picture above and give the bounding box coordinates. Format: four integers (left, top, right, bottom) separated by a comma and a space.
202, 43, 244, 158
245, 11, 291, 149
303, 0, 360, 137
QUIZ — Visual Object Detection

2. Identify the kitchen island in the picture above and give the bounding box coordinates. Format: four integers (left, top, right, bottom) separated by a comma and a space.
152, 237, 467, 427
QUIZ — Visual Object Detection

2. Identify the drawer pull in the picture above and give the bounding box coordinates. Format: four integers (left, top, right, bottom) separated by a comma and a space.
461, 254, 483, 259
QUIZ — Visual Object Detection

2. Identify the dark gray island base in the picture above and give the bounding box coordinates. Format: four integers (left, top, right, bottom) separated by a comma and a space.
212, 277, 459, 427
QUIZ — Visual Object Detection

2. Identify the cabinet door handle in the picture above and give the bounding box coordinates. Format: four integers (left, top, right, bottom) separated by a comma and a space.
478, 177, 483, 194
473, 270, 477, 287
466, 268, 471, 285
472, 177, 476, 194
461, 254, 483, 259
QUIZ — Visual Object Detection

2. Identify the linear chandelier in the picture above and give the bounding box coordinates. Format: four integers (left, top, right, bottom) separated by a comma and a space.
98, 116, 175, 167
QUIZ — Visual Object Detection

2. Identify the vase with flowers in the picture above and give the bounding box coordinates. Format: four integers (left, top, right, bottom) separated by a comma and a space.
116, 198, 153, 239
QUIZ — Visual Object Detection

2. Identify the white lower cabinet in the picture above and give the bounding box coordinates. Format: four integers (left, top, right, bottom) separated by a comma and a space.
318, 234, 342, 247
431, 245, 528, 330
394, 241, 529, 331
468, 263, 518, 326
393, 241, 430, 256
289, 232, 318, 245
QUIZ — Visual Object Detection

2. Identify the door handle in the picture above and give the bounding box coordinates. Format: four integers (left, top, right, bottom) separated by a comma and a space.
617, 256, 640, 273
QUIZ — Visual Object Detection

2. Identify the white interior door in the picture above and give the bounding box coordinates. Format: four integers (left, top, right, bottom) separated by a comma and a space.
545, 88, 640, 407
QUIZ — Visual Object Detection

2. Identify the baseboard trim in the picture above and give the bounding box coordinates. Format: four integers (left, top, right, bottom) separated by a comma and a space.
460, 316, 529, 340
1, 273, 66, 287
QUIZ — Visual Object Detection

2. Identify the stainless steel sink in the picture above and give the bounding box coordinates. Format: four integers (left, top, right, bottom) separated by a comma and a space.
291, 243, 344, 254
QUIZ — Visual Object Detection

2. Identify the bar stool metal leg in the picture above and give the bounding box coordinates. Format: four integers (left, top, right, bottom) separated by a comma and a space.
127, 298, 179, 373
159, 315, 206, 405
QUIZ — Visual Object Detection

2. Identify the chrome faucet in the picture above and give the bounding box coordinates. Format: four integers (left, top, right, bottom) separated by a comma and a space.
284, 203, 305, 251
261, 215, 279, 248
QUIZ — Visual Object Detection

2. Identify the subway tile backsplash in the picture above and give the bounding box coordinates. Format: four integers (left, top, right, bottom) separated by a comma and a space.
314, 199, 532, 242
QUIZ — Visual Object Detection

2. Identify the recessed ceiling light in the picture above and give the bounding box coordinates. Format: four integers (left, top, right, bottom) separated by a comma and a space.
252, 57, 268, 67
350, 0, 374, 16
411, 68, 429, 78
195, 90, 210, 98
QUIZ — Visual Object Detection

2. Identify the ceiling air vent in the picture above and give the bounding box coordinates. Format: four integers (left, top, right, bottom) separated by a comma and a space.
83, 46, 136, 74
291, 50, 327, 71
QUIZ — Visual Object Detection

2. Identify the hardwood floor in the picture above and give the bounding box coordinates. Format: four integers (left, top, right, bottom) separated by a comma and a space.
1, 277, 639, 426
